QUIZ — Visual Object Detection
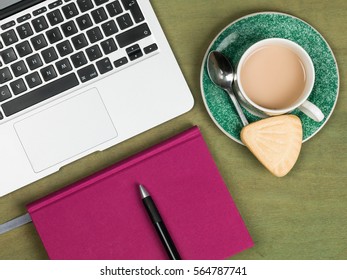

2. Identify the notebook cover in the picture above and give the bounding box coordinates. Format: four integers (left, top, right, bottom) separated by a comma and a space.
27, 126, 253, 260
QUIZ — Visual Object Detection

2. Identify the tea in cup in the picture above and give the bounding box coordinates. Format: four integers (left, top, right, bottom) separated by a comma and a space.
234, 38, 324, 122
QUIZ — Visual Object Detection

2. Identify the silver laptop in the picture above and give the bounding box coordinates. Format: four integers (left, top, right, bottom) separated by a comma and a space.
0, 0, 194, 196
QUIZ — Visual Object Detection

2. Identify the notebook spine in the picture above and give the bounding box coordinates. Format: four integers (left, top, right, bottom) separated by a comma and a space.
27, 126, 201, 212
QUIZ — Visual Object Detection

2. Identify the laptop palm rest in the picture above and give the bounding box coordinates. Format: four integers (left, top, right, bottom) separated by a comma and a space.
14, 88, 118, 173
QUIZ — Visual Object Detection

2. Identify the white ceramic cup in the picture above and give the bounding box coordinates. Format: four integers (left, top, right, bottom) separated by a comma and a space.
234, 38, 324, 122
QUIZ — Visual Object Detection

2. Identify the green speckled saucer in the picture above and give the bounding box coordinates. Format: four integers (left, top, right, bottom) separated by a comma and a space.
200, 12, 339, 145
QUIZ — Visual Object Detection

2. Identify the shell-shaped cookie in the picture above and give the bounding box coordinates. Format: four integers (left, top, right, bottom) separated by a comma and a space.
241, 115, 302, 177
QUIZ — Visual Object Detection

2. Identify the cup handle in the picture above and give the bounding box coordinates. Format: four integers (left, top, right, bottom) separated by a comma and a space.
298, 100, 324, 122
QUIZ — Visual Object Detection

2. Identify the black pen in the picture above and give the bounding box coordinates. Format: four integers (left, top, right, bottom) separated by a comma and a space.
139, 184, 181, 260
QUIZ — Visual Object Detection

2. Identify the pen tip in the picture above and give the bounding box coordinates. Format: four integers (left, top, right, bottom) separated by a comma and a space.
139, 184, 149, 199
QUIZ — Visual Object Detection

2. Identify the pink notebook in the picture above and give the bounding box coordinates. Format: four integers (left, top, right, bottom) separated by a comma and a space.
27, 126, 253, 260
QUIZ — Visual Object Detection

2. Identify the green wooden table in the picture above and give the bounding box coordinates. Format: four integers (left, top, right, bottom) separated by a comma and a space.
1, 0, 346, 260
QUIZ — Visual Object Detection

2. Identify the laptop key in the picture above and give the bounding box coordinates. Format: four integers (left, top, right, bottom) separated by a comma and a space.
0, 111, 3, 120
48, 0, 64, 9
113, 56, 128, 68
77, 0, 94, 13
40, 65, 57, 82
41, 47, 58, 63
121, 0, 144, 23
31, 34, 48, 51
92, 7, 108, 24
33, 7, 47, 16
32, 16, 49, 32
17, 14, 32, 24
72, 34, 89, 50
1, 30, 18, 46
101, 20, 118, 36
116, 23, 151, 48
86, 27, 104, 43
71, 51, 88, 68
56, 58, 72, 75
46, 27, 63, 44
16, 23, 34, 39
76, 14, 93, 31
77, 64, 98, 83
62, 3, 79, 19
86, 45, 102, 61
61, 21, 78, 37
25, 72, 42, 88
96, 57, 113, 74
0, 85, 12, 102
0, 67, 13, 84
116, 13, 133, 30
57, 40, 73, 57
11, 60, 28, 77
47, 9, 64, 26
106, 1, 123, 17
101, 38, 117, 54
1, 21, 16, 31
1, 47, 17, 64
144, 43, 158, 54
126, 44, 142, 61
10, 78, 27, 95
26, 53, 43, 70
1, 73, 80, 117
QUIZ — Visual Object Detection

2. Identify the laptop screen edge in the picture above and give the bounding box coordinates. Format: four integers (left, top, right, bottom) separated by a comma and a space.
0, 0, 46, 20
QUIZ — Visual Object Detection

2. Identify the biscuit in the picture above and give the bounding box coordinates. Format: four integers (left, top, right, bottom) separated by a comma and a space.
241, 115, 302, 177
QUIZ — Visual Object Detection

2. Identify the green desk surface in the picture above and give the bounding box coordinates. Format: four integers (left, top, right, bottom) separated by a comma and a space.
0, 0, 346, 260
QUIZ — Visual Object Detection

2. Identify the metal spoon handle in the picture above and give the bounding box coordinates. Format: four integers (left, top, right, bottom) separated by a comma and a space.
225, 88, 249, 126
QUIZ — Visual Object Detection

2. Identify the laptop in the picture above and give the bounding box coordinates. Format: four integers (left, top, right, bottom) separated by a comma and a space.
0, 0, 194, 197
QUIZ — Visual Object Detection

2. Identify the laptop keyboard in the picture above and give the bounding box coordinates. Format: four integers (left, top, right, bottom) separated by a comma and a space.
0, 0, 158, 121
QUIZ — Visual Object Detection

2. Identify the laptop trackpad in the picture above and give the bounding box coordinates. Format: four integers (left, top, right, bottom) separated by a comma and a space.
14, 88, 118, 173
